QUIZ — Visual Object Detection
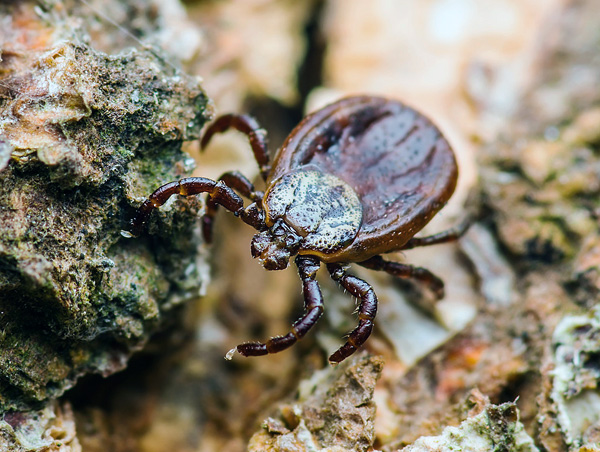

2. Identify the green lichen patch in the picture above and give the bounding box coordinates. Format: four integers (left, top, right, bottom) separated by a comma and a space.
402, 399, 538, 452
550, 306, 600, 448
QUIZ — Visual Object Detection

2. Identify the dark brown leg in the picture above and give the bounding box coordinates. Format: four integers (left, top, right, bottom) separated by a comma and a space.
401, 217, 471, 250
127, 177, 260, 237
235, 256, 324, 357
202, 171, 264, 243
358, 255, 444, 298
326, 263, 378, 364
201, 114, 271, 181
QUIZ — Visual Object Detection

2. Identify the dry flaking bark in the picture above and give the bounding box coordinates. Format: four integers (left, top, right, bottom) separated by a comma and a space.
246, 361, 538, 452
248, 353, 384, 452
0, 0, 211, 412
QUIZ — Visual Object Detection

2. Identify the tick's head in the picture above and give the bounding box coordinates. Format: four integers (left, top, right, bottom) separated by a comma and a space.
260, 169, 363, 260
250, 219, 302, 270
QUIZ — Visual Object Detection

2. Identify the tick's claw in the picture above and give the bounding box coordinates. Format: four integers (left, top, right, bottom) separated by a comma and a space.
432, 283, 445, 299
428, 278, 445, 299
328, 344, 357, 364
225, 348, 237, 360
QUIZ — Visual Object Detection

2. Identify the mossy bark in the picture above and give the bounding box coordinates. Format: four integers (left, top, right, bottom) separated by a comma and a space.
0, 1, 211, 412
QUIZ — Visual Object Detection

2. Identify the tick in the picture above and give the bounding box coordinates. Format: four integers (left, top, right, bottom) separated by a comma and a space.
128, 95, 467, 363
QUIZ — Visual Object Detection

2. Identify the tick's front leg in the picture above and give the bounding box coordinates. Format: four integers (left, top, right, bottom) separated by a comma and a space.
232, 255, 324, 358
128, 177, 245, 237
201, 114, 271, 181
326, 263, 378, 364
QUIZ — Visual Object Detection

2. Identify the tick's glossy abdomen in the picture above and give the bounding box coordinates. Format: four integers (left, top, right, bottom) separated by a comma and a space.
268, 96, 457, 263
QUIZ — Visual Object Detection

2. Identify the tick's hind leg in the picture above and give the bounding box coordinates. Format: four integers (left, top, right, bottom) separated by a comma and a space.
202, 171, 264, 243
233, 256, 324, 358
401, 217, 471, 250
201, 114, 271, 181
326, 263, 378, 364
358, 255, 445, 299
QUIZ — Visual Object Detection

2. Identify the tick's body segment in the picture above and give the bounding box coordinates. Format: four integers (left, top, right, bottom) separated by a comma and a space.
129, 96, 467, 363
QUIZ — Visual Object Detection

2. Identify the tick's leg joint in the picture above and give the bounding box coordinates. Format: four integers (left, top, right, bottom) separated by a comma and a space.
240, 203, 266, 231
326, 263, 378, 364
202, 172, 265, 242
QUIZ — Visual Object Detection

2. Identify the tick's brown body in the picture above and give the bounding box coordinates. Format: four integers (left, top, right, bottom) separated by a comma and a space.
129, 96, 466, 363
